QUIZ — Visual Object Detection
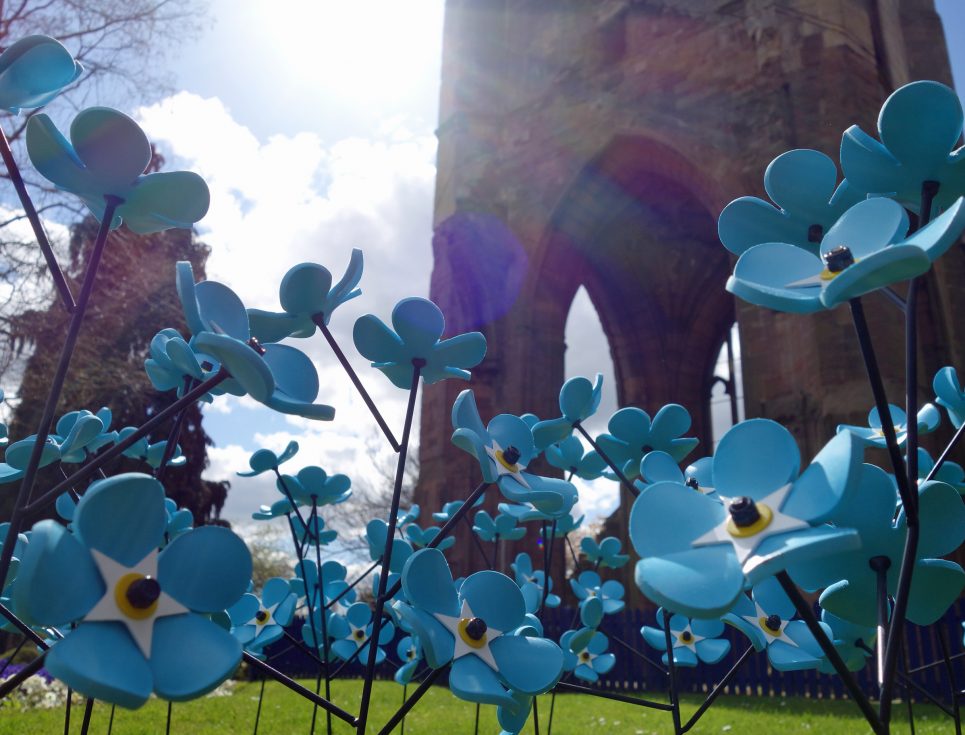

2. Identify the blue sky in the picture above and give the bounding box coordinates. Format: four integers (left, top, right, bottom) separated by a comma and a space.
107, 2, 965, 524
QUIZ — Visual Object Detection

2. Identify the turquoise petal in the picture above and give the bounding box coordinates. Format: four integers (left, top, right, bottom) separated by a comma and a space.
175, 262, 205, 336
194, 280, 249, 340
4, 436, 61, 470
914, 480, 965, 558
635, 548, 744, 619
401, 548, 459, 617
227, 593, 259, 625
746, 526, 860, 586
764, 149, 840, 223
580, 597, 603, 628
394, 603, 453, 668
121, 171, 210, 234
74, 474, 166, 566
247, 310, 306, 343
902, 196, 965, 261
451, 390, 489, 444
784, 430, 862, 523
354, 313, 404, 364
0, 36, 82, 112
46, 621, 153, 708
713, 420, 799, 501
392, 297, 445, 356
819, 197, 907, 260
821, 245, 930, 308
26, 113, 88, 195
641, 624, 667, 651
280, 262, 333, 316
696, 637, 730, 664
490, 635, 563, 694
640, 451, 683, 485
488, 414, 536, 467
934, 366, 964, 428
158, 526, 252, 612
559, 374, 603, 422
70, 107, 151, 191
262, 344, 320, 403
194, 332, 273, 401
649, 404, 692, 450
429, 333, 487, 381
461, 570, 525, 633
13, 520, 102, 626
630, 481, 725, 558
671, 647, 699, 668
151, 614, 241, 701
450, 654, 512, 707
819, 578, 877, 628
728, 243, 825, 314
608, 407, 650, 445
906, 559, 964, 625
751, 576, 796, 621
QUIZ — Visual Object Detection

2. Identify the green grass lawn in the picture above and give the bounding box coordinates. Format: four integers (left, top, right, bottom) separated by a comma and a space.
0, 678, 957, 734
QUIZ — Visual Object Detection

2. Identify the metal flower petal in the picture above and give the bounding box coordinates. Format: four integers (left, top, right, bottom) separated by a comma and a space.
0, 35, 83, 112
933, 365, 964, 429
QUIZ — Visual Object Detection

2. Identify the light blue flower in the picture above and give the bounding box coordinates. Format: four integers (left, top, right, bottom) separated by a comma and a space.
788, 463, 965, 628
641, 611, 730, 668
227, 577, 298, 658
432, 496, 484, 523
251, 498, 293, 522
718, 149, 863, 257
27, 107, 210, 233
116, 428, 185, 470
237, 441, 299, 477
818, 610, 875, 674
593, 405, 699, 481
531, 374, 604, 450
163, 498, 193, 545
353, 297, 487, 389
634, 450, 714, 494
293, 514, 338, 547
473, 511, 526, 543
365, 519, 414, 573
510, 553, 560, 612
396, 505, 421, 529
392, 548, 563, 708
405, 523, 456, 551
560, 629, 616, 683
916, 447, 964, 495
629, 419, 863, 618
394, 635, 423, 685
247, 251, 364, 342
840, 80, 965, 212
12, 473, 251, 708
277, 466, 352, 507
0, 523, 28, 631
328, 602, 395, 663
727, 196, 965, 314
934, 366, 964, 429
451, 390, 578, 518
580, 536, 629, 570
176, 261, 335, 420
723, 577, 832, 671
0, 35, 82, 112
291, 560, 354, 613
144, 328, 223, 404
836, 402, 939, 448
570, 571, 624, 615
544, 436, 606, 480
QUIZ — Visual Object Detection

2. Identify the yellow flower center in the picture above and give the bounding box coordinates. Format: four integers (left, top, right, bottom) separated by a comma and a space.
726, 503, 774, 538
496, 449, 519, 473
114, 573, 160, 620
458, 617, 488, 649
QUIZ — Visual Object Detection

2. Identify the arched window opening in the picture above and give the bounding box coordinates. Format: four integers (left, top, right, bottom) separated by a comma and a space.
564, 285, 619, 521
709, 323, 744, 448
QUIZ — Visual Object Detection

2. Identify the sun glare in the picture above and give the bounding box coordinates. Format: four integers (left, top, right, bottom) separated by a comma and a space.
259, 1, 444, 104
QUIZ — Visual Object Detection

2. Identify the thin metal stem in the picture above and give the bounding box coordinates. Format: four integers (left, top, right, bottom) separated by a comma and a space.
24, 370, 229, 515
605, 631, 668, 675
547, 692, 556, 735
533, 694, 540, 735
63, 687, 72, 735
0, 639, 26, 679
154, 377, 194, 483
938, 625, 963, 734
466, 515, 494, 569
552, 681, 674, 711
872, 556, 891, 687
573, 422, 638, 497
0, 127, 75, 311
312, 499, 334, 735
79, 697, 95, 735
357, 363, 421, 733
326, 559, 380, 610
243, 653, 357, 726
165, 700, 172, 735
107, 705, 115, 735
0, 198, 119, 593
315, 317, 399, 452
680, 645, 754, 733
0, 602, 48, 648
663, 609, 682, 734
252, 679, 266, 735
375, 667, 445, 735
925, 422, 965, 482
0, 652, 47, 699
775, 571, 885, 734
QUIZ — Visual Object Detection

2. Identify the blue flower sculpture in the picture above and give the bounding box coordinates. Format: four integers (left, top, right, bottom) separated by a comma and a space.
248, 251, 364, 342
354, 297, 487, 389
593, 405, 699, 481
641, 611, 731, 667
366, 519, 414, 573
473, 511, 526, 543
510, 553, 560, 612
27, 107, 210, 233
0, 35, 82, 112
916, 448, 965, 495
723, 576, 832, 671
451, 390, 578, 518
819, 610, 875, 674
329, 602, 395, 663
635, 450, 715, 494
718, 148, 863, 257
237, 441, 299, 477
560, 629, 616, 683
394, 635, 423, 685
726, 196, 965, 314
12, 473, 251, 707
580, 536, 629, 569
532, 374, 604, 450
393, 548, 563, 709
629, 419, 863, 618
278, 465, 352, 507
934, 366, 964, 429
840, 80, 965, 212
836, 402, 939, 448
176, 261, 335, 420
405, 523, 456, 551
544, 435, 606, 480
432, 497, 484, 523
227, 577, 298, 658
144, 328, 224, 404
789, 463, 965, 627
570, 570, 625, 615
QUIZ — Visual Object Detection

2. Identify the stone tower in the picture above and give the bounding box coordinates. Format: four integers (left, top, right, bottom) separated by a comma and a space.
417, 0, 964, 589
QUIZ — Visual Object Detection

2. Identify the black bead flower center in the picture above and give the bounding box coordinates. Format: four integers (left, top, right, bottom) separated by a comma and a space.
126, 576, 161, 609
247, 336, 267, 355
807, 224, 823, 243
765, 614, 782, 633
680, 631, 693, 643
465, 617, 488, 641
823, 245, 855, 273
255, 610, 269, 623
354, 629, 366, 640
502, 446, 521, 466
728, 496, 761, 528
685, 477, 700, 491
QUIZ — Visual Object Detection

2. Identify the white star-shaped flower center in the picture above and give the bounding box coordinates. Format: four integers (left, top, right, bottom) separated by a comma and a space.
742, 602, 798, 648
485, 441, 530, 489
692, 484, 808, 574
349, 624, 369, 647
434, 599, 504, 672
577, 648, 597, 665
248, 602, 280, 628
672, 624, 705, 653
84, 548, 188, 658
